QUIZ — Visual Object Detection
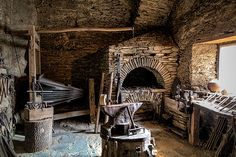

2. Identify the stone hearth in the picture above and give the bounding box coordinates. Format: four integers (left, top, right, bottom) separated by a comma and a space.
106, 32, 179, 117
107, 32, 178, 96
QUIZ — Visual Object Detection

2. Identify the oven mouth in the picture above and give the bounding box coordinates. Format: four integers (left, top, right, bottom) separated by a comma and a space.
122, 67, 165, 89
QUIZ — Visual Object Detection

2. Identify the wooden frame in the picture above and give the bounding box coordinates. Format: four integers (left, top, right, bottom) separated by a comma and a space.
12, 25, 133, 120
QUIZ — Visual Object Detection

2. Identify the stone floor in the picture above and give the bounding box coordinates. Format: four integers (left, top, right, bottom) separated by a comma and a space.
14, 119, 214, 157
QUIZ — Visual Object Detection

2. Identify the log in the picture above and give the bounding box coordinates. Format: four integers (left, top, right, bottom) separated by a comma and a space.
38, 27, 133, 34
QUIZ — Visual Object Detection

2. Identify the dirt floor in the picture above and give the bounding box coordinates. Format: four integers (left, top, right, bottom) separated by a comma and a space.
14, 118, 214, 157
139, 121, 214, 157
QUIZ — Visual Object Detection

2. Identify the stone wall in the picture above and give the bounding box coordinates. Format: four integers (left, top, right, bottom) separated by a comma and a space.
0, 0, 37, 136
35, 0, 133, 28
0, 0, 37, 77
36, 0, 141, 107
169, 0, 236, 87
135, 0, 174, 32
191, 44, 218, 87
36, 0, 179, 102
40, 32, 131, 89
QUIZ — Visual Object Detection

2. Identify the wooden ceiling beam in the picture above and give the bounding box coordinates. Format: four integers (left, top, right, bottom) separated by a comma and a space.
201, 35, 236, 44
37, 27, 134, 34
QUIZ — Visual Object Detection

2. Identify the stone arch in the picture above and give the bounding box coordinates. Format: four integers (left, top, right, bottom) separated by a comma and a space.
120, 57, 172, 95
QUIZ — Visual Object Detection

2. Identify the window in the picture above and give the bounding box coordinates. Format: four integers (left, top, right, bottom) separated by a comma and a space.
219, 44, 236, 95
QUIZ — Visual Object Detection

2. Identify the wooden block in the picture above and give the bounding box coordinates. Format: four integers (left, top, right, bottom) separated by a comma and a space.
24, 107, 54, 121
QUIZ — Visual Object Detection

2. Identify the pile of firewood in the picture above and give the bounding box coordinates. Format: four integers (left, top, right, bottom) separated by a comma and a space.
164, 97, 189, 131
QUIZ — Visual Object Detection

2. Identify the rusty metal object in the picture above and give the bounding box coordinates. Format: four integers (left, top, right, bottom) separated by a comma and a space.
218, 97, 236, 111
204, 93, 236, 114
101, 102, 143, 138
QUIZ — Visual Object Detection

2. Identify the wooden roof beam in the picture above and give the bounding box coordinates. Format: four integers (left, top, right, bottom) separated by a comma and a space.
37, 27, 134, 34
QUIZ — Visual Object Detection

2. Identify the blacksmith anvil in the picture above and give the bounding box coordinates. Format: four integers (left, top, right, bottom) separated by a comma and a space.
100, 102, 143, 138
100, 102, 157, 157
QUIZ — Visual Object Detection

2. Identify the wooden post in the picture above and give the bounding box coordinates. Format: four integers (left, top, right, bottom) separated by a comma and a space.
28, 26, 37, 101
89, 79, 96, 123
36, 44, 41, 75
95, 73, 105, 133
37, 27, 133, 34
189, 106, 200, 145
104, 72, 114, 123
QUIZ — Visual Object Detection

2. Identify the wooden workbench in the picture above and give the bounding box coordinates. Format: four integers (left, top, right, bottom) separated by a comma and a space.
189, 100, 233, 146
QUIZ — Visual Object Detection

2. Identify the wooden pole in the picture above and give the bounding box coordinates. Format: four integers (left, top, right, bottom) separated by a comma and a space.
28, 26, 37, 101
37, 27, 133, 34
104, 72, 114, 123
89, 79, 96, 123
95, 73, 105, 133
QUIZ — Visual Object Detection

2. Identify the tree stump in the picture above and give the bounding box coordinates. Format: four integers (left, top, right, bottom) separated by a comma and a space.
24, 117, 53, 152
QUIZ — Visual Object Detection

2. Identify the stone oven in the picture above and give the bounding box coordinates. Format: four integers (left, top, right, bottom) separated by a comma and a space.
107, 32, 179, 118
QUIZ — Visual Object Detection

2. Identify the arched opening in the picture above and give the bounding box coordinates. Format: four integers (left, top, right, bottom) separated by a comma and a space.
122, 67, 164, 89
121, 67, 165, 120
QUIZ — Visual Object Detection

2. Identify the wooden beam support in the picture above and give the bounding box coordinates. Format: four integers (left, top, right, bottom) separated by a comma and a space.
34, 42, 40, 51
89, 79, 96, 123
37, 27, 133, 34
95, 73, 105, 133
189, 106, 200, 146
28, 26, 37, 101
104, 72, 114, 123
196, 32, 236, 44
54, 110, 90, 120
36, 50, 41, 75
34, 32, 40, 42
